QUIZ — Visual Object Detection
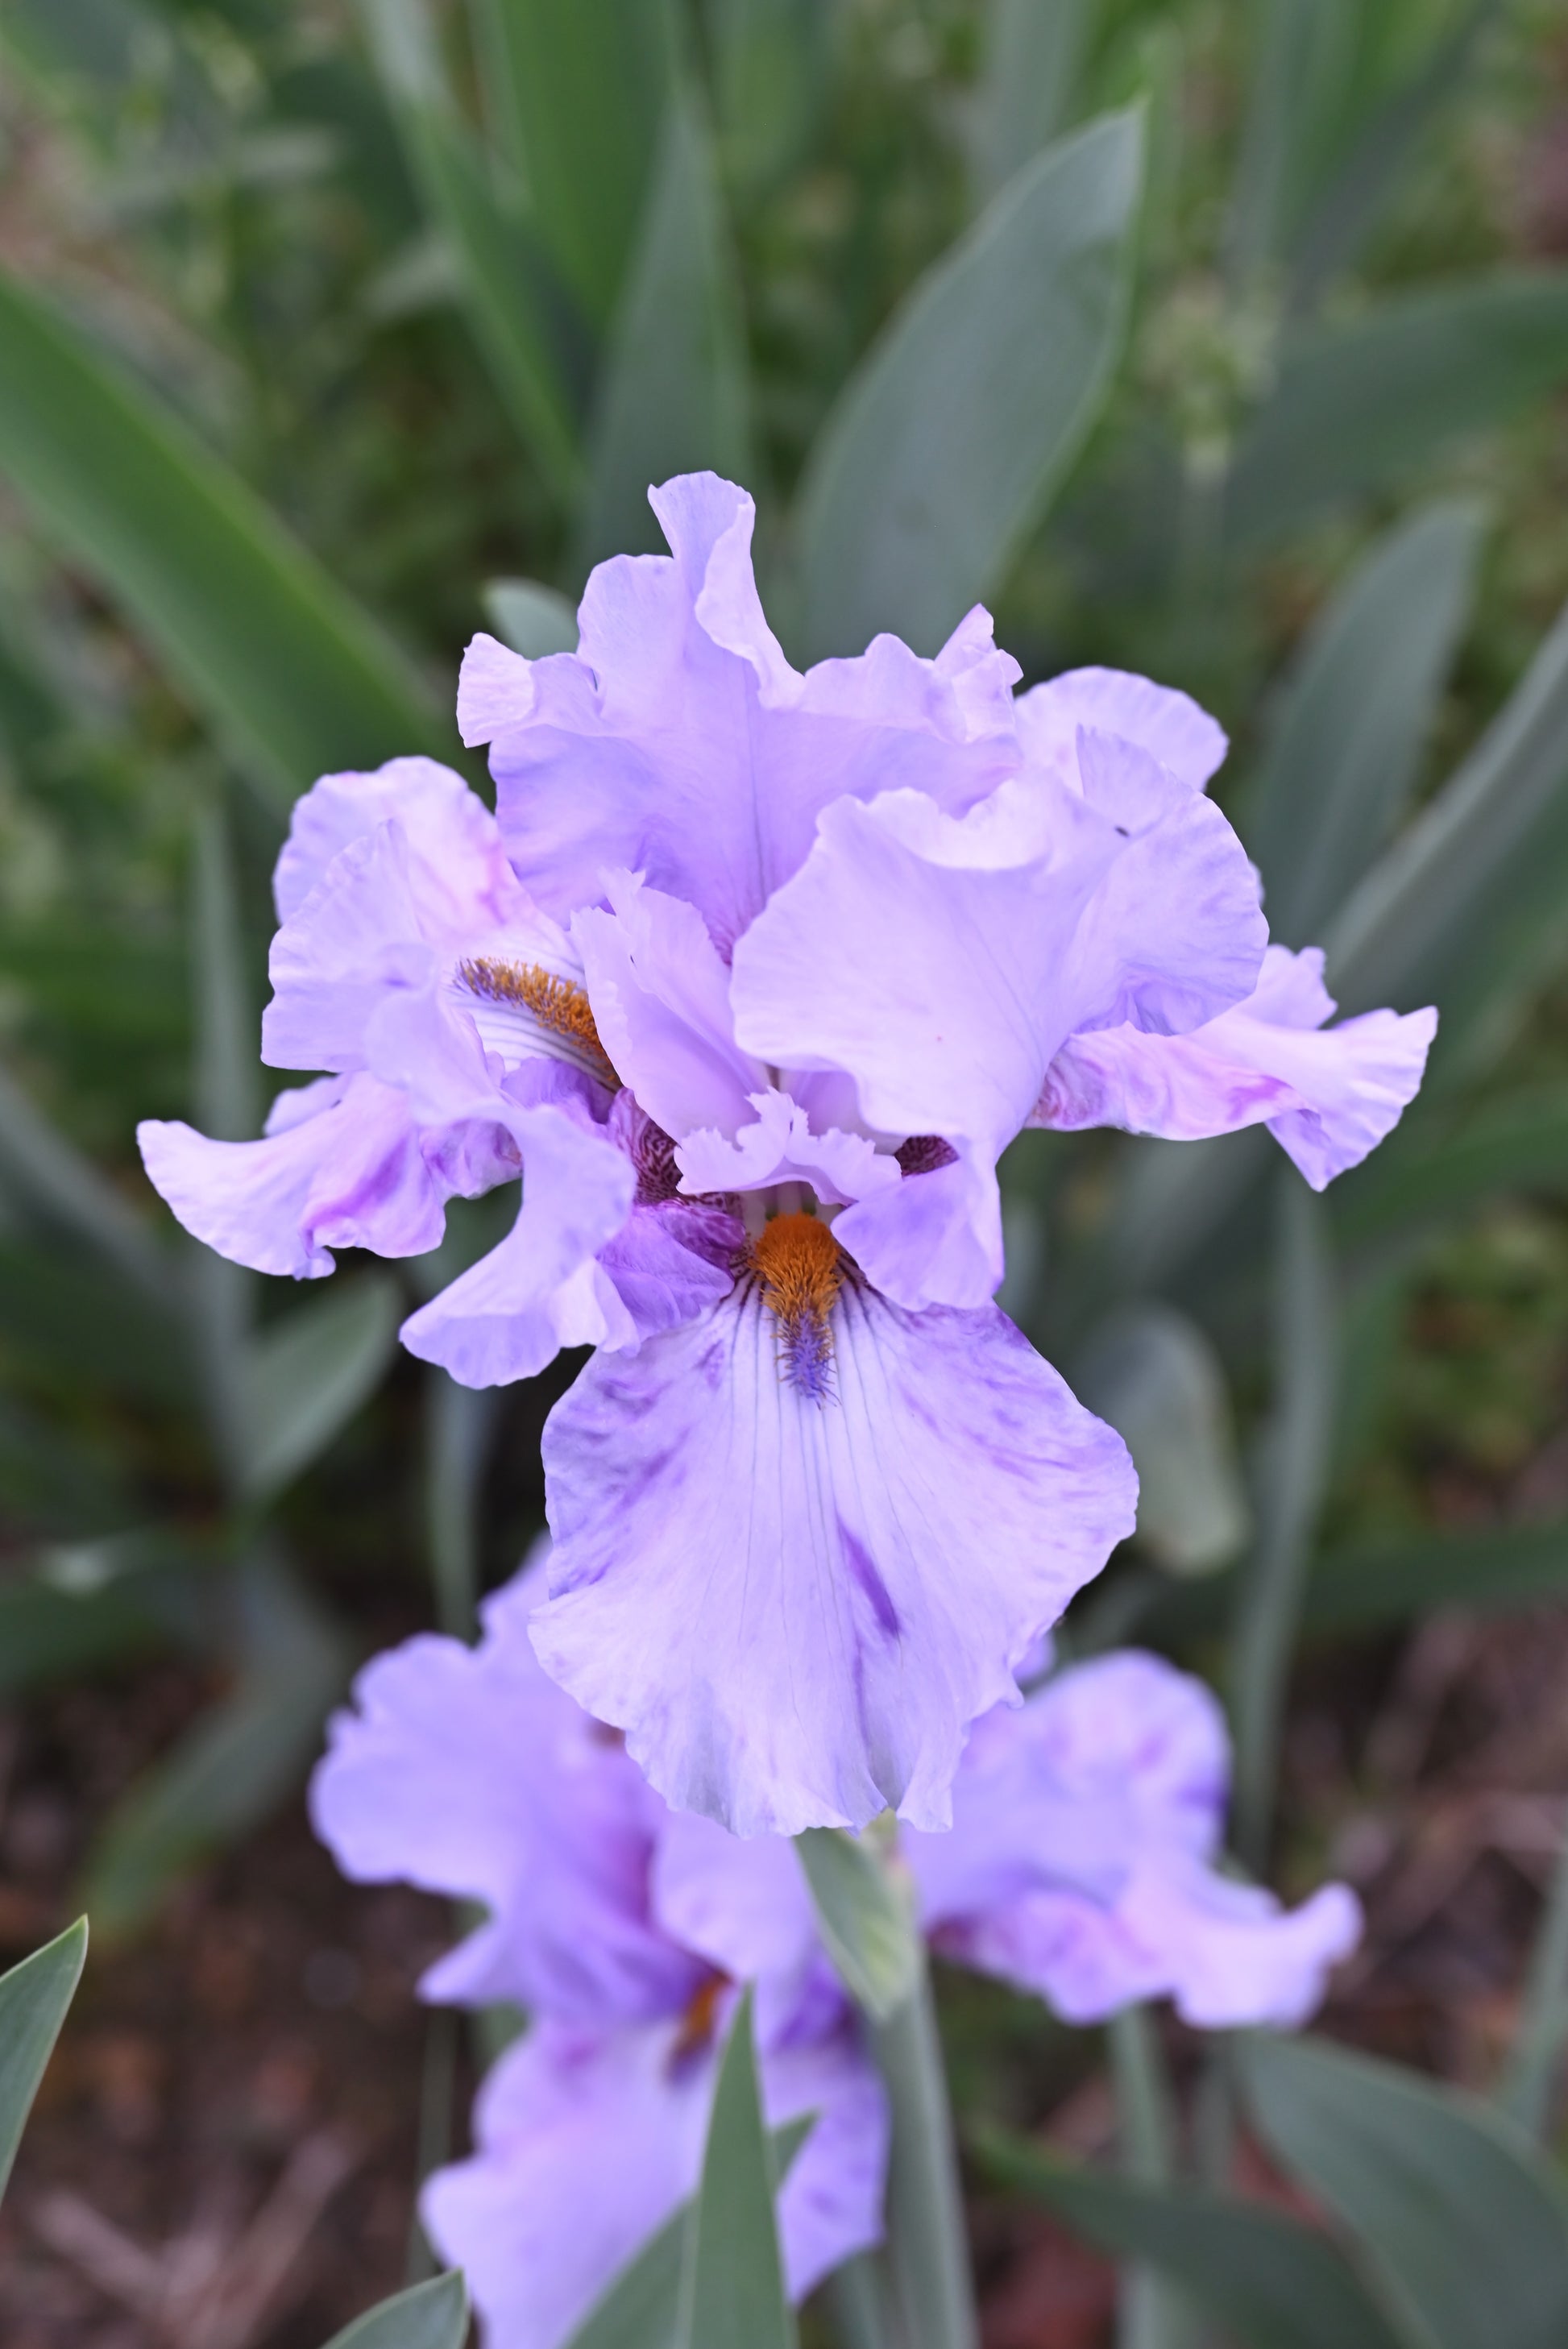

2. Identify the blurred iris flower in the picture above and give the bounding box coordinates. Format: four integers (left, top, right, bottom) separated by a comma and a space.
140, 472, 1434, 1836
310, 1554, 1359, 2349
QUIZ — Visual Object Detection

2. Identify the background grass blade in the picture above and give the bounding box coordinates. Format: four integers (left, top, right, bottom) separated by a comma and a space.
1226, 276, 1568, 548
1240, 2033, 1568, 2349
0, 273, 446, 808
1230, 1180, 1338, 1872
559, 2117, 812, 2349
1073, 1304, 1249, 1577
968, 0, 1091, 205
1245, 500, 1483, 947
1287, 2, 1498, 314
794, 107, 1143, 659
1331, 1083, 1568, 1246
463, 0, 671, 325
678, 1987, 796, 2349
0, 1060, 167, 1302
580, 73, 752, 565
707, 0, 836, 200
483, 578, 579, 655
319, 2271, 469, 2349
977, 2127, 1417, 2349
0, 1919, 89, 2206
365, 0, 587, 498
82, 1554, 351, 1936
1325, 587, 1568, 1048
241, 1276, 401, 1505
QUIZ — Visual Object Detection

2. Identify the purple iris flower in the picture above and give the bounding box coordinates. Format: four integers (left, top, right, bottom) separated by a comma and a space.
905, 1648, 1360, 2027
310, 1561, 889, 2349
139, 471, 1434, 1839
310, 1558, 1358, 2349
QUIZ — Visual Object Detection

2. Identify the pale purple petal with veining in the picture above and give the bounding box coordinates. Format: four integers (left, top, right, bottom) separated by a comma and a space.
1114, 1866, 1362, 2029
730, 776, 1120, 1305
272, 756, 501, 923
910, 1650, 1359, 2027
1016, 669, 1228, 793
676, 1088, 902, 1208
574, 875, 760, 1140
1065, 729, 1267, 1035
422, 2003, 886, 2347
532, 1282, 1135, 1836
830, 1150, 999, 1312
309, 1576, 701, 2022
263, 800, 558, 1076
653, 1812, 819, 1988
462, 474, 1019, 952
137, 1071, 491, 1278
765, 2006, 889, 2298
1032, 947, 1437, 1188
422, 2021, 711, 2349
595, 1201, 740, 1341
400, 1101, 637, 1385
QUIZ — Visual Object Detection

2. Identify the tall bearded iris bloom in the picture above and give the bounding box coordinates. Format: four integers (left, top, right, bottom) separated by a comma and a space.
139, 471, 1435, 1838
311, 1563, 889, 2349
312, 1562, 1357, 2349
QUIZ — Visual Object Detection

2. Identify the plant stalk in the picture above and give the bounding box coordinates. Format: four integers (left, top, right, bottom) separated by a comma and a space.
1498, 1803, 1568, 2139
1230, 1177, 1338, 1874
871, 1952, 977, 2349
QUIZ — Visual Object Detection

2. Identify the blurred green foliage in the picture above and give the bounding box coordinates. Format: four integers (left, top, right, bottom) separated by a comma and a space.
7, 0, 1568, 2334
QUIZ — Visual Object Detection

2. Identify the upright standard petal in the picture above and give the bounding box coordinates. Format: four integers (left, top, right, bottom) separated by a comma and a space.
1034, 946, 1437, 1189
1016, 668, 1228, 794
264, 794, 569, 1079
732, 775, 1121, 1305
574, 875, 761, 1140
272, 755, 500, 922
1064, 729, 1267, 1035
461, 473, 1018, 952
309, 1579, 702, 2021
907, 1651, 1359, 2028
533, 1276, 1136, 1836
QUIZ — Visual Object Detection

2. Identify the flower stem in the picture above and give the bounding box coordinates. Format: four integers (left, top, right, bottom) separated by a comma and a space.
824, 2251, 897, 2349
1109, 2008, 1198, 2349
871, 1951, 977, 2349
1230, 1177, 1337, 1875
1497, 1803, 1568, 2139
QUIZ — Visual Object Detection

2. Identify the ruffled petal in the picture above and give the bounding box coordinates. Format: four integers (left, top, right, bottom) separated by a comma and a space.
533, 1280, 1135, 1836
463, 473, 1019, 952
263, 800, 554, 1077
422, 2021, 711, 2349
137, 1071, 479, 1278
652, 1812, 819, 1988
1016, 669, 1227, 793
1114, 1866, 1363, 2031
730, 776, 1120, 1304
595, 1201, 740, 1341
830, 1150, 999, 1312
764, 2007, 889, 2298
676, 1088, 902, 1208
574, 874, 761, 1139
1065, 729, 1267, 1035
1033, 947, 1437, 1189
909, 1651, 1359, 2028
400, 1101, 637, 1386
309, 1574, 700, 2022
272, 756, 500, 922
423, 2002, 886, 2347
